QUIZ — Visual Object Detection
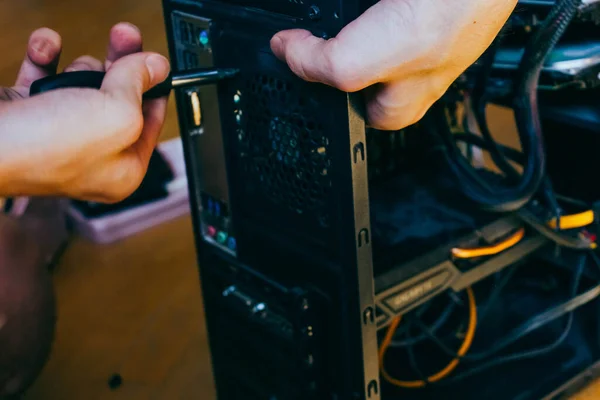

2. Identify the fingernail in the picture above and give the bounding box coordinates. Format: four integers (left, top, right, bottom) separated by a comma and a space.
31, 38, 50, 56
270, 35, 284, 59
145, 54, 170, 82
115, 22, 141, 34
65, 64, 83, 72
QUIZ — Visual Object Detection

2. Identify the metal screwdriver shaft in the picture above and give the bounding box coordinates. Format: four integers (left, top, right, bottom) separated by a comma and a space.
144, 68, 240, 99
29, 67, 240, 98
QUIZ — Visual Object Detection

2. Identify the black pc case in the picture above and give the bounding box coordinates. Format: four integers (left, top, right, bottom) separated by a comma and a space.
161, 1, 600, 399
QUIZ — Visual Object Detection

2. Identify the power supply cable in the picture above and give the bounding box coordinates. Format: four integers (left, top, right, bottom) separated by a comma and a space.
379, 287, 477, 388
555, 193, 590, 209
435, 0, 582, 212
541, 177, 563, 231
516, 208, 596, 250
414, 255, 600, 363
451, 132, 596, 248
439, 316, 573, 385
453, 133, 523, 164
437, 254, 587, 385
453, 131, 593, 220
405, 330, 429, 383
393, 282, 498, 348
471, 28, 521, 183
391, 300, 457, 348
548, 211, 595, 230
451, 228, 525, 259
478, 266, 520, 324
452, 132, 595, 227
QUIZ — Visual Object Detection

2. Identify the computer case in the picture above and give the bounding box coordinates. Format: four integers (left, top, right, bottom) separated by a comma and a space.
161, 1, 600, 399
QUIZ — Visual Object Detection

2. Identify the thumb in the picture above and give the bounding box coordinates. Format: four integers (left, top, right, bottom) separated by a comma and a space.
270, 26, 383, 93
101, 52, 170, 104
270, 30, 355, 89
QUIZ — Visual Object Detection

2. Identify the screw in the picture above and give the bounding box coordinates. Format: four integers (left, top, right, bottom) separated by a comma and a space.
308, 5, 321, 20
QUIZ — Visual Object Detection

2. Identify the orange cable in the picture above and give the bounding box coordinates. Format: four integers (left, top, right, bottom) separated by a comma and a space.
451, 228, 525, 259
548, 210, 595, 230
378, 287, 478, 388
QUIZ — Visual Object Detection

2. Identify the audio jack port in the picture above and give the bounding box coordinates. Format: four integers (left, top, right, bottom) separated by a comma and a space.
227, 237, 237, 251
216, 231, 228, 244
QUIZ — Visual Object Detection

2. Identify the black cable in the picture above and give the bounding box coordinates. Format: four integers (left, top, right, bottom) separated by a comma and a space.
453, 133, 591, 212
405, 330, 430, 384
453, 133, 525, 165
414, 256, 598, 362
555, 194, 590, 209
440, 312, 574, 385
451, 132, 594, 249
436, 0, 581, 212
472, 29, 521, 182
430, 107, 498, 194
516, 208, 594, 250
391, 301, 457, 347
392, 300, 436, 339
542, 177, 563, 231
589, 251, 600, 273
397, 267, 518, 349
438, 254, 587, 385
478, 266, 520, 323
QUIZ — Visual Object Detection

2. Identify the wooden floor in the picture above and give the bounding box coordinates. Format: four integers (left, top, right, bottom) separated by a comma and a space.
0, 0, 599, 399
25, 217, 216, 400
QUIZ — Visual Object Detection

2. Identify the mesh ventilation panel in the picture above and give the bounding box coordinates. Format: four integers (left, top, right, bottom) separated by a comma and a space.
234, 73, 333, 228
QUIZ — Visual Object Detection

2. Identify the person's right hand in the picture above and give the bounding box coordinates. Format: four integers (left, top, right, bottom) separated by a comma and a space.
0, 24, 170, 203
271, 0, 517, 130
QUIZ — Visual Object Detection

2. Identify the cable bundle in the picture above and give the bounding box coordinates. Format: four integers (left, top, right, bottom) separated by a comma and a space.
436, 0, 582, 212
433, 0, 596, 250
379, 253, 600, 389
378, 0, 600, 389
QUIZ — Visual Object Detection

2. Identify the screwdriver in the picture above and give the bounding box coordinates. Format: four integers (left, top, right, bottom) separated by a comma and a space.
29, 67, 239, 98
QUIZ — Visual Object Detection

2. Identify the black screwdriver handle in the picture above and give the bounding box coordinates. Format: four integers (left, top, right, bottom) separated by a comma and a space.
29, 71, 173, 99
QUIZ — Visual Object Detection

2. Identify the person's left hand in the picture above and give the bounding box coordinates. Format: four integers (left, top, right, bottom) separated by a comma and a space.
1, 22, 146, 102
0, 23, 170, 203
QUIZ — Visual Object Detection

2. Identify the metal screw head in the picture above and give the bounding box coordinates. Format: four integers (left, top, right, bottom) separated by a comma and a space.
308, 5, 321, 20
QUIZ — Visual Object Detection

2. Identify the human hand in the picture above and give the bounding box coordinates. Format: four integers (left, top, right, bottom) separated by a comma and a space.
271, 0, 517, 130
0, 23, 170, 203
